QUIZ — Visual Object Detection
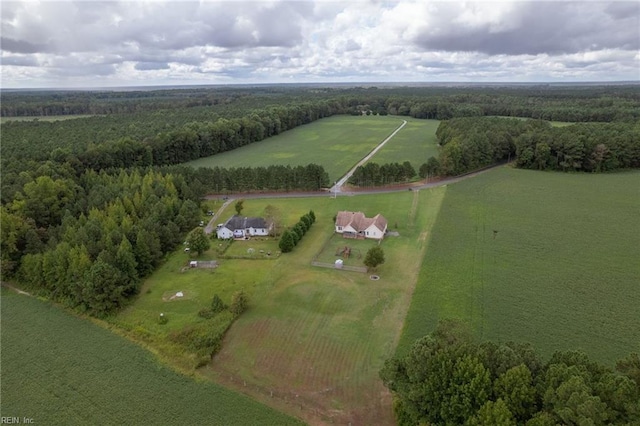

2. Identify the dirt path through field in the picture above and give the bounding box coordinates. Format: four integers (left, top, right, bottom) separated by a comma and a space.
330, 119, 407, 194
1, 281, 32, 296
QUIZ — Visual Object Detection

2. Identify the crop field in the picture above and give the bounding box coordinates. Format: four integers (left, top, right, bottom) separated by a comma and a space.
186, 115, 405, 182
368, 117, 441, 170
397, 167, 640, 365
0, 288, 301, 426
117, 188, 446, 425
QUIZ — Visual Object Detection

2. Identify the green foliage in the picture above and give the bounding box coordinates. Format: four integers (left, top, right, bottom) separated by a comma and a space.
419, 156, 440, 178
197, 308, 215, 319
348, 161, 417, 186
363, 246, 385, 270
229, 290, 248, 318
466, 399, 516, 426
12, 169, 199, 316
158, 313, 168, 324
186, 227, 210, 255
210, 294, 227, 313
308, 209, 316, 222
382, 320, 640, 426
234, 199, 244, 215
170, 311, 235, 357
434, 117, 639, 175
278, 230, 295, 253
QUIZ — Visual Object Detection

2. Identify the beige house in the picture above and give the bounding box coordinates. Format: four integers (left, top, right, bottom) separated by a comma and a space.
335, 211, 388, 240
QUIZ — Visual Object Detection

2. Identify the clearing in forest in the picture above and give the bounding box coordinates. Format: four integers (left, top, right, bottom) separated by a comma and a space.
366, 117, 441, 171
185, 115, 404, 182
118, 190, 445, 425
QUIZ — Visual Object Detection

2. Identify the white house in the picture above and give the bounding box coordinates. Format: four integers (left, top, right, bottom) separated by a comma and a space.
216, 215, 272, 240
335, 211, 388, 240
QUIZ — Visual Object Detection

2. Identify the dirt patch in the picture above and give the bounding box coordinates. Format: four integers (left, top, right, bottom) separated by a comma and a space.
206, 317, 396, 425
161, 290, 193, 301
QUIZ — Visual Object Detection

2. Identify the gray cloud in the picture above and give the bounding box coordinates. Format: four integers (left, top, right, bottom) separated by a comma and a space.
1, 55, 39, 67
411, 2, 640, 55
1, 37, 49, 54
0, 1, 638, 87
134, 62, 170, 71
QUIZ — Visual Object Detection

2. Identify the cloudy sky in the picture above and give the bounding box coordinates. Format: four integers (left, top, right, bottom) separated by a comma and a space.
1, 0, 639, 88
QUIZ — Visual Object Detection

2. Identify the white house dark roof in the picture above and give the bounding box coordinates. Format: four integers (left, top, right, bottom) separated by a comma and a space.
223, 215, 268, 230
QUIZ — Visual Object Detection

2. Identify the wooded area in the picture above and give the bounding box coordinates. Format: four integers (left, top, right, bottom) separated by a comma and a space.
2, 84, 639, 316
381, 320, 640, 426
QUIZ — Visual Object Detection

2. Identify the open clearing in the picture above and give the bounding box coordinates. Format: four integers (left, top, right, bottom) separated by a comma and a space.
117, 189, 446, 425
367, 117, 441, 171
185, 115, 404, 182
397, 167, 640, 365
0, 288, 301, 426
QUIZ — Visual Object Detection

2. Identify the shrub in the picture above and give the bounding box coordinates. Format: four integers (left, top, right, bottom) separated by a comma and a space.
198, 308, 214, 319
230, 290, 248, 317
210, 294, 227, 313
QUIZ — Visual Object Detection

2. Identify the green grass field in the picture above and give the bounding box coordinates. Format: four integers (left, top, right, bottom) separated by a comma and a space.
397, 167, 640, 364
368, 117, 441, 171
116, 188, 446, 425
0, 288, 301, 426
186, 115, 405, 182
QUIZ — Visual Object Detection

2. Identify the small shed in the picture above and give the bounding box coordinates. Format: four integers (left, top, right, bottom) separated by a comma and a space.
334, 259, 344, 269
189, 261, 198, 268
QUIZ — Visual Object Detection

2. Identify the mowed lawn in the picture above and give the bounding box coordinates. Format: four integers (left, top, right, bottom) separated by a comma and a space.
369, 118, 441, 171
397, 167, 640, 365
0, 289, 301, 426
117, 189, 446, 425
186, 115, 405, 182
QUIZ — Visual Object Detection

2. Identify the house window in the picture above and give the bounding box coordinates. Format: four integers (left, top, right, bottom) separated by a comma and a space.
338, 226, 342, 230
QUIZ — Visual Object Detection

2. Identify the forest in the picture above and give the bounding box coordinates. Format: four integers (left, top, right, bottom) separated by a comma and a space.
2, 84, 639, 312
381, 320, 640, 426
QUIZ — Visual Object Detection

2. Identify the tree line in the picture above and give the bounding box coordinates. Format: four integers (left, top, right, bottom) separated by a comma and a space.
164, 163, 330, 193
426, 117, 640, 176
279, 211, 316, 253
347, 161, 417, 187
381, 320, 640, 426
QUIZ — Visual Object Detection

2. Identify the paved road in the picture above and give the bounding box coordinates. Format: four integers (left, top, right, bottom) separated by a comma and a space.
330, 119, 407, 194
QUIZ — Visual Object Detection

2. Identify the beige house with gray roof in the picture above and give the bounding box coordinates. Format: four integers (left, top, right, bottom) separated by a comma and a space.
335, 211, 388, 240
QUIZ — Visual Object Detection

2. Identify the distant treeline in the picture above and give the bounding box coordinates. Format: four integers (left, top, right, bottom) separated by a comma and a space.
428, 118, 640, 176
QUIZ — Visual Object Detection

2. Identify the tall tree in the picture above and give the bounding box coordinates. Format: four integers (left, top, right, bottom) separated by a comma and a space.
186, 227, 210, 255
363, 246, 385, 271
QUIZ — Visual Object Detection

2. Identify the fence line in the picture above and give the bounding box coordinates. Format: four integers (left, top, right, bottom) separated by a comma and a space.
310, 261, 367, 273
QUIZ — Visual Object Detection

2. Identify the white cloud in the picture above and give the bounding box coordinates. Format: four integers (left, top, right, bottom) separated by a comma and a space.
0, 0, 638, 88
